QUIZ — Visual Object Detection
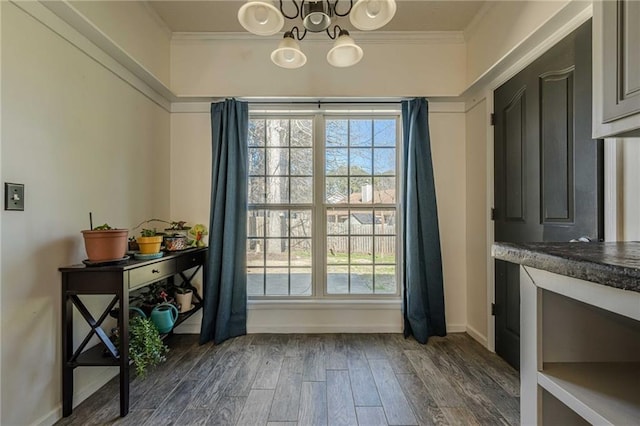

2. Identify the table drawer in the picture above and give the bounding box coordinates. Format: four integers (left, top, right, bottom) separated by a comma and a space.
129, 259, 176, 289
177, 250, 205, 272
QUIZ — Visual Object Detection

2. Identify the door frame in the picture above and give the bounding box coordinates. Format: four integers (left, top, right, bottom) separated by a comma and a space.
475, 6, 597, 352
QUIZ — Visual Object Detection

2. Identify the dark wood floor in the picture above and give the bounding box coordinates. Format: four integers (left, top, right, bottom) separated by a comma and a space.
56, 333, 519, 426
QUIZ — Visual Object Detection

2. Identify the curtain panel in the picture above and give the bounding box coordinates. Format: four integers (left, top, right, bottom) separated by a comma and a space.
401, 98, 447, 343
200, 99, 249, 345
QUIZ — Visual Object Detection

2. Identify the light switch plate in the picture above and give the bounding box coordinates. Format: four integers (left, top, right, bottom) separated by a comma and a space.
5, 183, 24, 211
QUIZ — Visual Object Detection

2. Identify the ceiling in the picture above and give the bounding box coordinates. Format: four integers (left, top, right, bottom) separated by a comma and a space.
147, 1, 487, 33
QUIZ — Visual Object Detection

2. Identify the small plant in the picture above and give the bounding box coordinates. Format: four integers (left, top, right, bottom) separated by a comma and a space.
128, 316, 168, 378
93, 223, 113, 230
141, 228, 159, 237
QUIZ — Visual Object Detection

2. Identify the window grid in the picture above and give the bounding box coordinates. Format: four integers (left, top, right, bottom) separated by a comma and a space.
248, 112, 400, 298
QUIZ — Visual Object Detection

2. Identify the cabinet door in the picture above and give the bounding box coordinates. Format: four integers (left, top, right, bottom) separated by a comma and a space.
602, 0, 640, 123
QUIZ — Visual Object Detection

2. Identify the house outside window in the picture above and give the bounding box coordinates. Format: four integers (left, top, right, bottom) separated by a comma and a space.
247, 106, 400, 299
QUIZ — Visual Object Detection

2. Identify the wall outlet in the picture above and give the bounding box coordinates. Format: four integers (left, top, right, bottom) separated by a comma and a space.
5, 183, 24, 211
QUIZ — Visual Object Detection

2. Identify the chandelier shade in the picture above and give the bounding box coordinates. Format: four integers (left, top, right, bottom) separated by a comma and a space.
271, 32, 308, 69
326, 30, 363, 67
238, 0, 284, 36
302, 1, 332, 32
349, 0, 397, 31
238, 0, 396, 68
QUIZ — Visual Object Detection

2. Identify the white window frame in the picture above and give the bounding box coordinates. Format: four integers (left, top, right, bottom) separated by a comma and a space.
248, 103, 403, 301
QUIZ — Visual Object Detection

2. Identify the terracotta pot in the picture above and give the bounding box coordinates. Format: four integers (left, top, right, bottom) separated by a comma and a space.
136, 236, 163, 254
82, 229, 128, 261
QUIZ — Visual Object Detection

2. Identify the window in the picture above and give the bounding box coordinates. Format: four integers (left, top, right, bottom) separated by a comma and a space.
247, 108, 400, 298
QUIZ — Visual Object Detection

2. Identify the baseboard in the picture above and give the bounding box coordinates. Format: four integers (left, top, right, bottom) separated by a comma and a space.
446, 323, 466, 333
247, 324, 402, 333
466, 324, 489, 348
34, 368, 118, 426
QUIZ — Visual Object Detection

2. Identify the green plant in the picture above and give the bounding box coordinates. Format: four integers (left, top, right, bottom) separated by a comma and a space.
128, 316, 168, 378
93, 223, 113, 230
140, 228, 160, 237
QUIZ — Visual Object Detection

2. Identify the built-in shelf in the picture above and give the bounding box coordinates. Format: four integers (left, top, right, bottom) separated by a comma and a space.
538, 363, 640, 425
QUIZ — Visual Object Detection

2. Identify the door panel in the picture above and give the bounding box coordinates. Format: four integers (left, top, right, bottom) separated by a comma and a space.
494, 20, 602, 370
541, 69, 574, 224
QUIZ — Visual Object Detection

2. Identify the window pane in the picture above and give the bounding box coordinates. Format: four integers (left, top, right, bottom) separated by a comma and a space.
265, 239, 288, 265
247, 210, 265, 237
327, 236, 348, 263
374, 148, 395, 175
375, 265, 396, 294
375, 209, 396, 234
326, 148, 348, 175
291, 268, 312, 295
247, 268, 265, 295
290, 239, 311, 266
266, 268, 289, 295
350, 119, 372, 147
327, 119, 348, 147
249, 178, 265, 203
266, 177, 289, 203
327, 265, 349, 294
290, 148, 312, 176
249, 119, 265, 147
249, 148, 265, 176
374, 119, 396, 147
265, 211, 288, 237
373, 177, 396, 204
375, 236, 395, 263
290, 177, 313, 204
247, 239, 264, 266
326, 177, 348, 204
350, 266, 373, 294
350, 148, 372, 175
291, 210, 312, 237
350, 212, 375, 234
351, 236, 373, 264
326, 212, 348, 235
266, 119, 289, 147
266, 148, 289, 176
291, 119, 312, 147
349, 178, 372, 204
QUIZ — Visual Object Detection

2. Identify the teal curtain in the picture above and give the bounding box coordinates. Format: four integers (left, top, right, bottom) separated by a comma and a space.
200, 99, 248, 345
401, 98, 447, 343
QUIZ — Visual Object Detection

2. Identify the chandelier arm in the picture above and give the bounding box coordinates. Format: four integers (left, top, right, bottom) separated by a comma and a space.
291, 26, 308, 40
279, 0, 301, 20
326, 24, 343, 40
332, 0, 353, 17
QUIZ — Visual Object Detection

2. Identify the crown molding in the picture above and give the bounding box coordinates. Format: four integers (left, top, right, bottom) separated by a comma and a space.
463, 1, 497, 42
172, 30, 465, 45
141, 0, 173, 38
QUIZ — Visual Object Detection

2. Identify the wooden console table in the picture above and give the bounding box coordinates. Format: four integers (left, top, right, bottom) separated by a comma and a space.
59, 247, 207, 417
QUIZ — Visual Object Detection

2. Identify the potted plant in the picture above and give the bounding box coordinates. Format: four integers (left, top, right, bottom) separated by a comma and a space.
82, 222, 128, 262
174, 286, 193, 313
136, 228, 164, 254
128, 315, 168, 378
189, 224, 208, 248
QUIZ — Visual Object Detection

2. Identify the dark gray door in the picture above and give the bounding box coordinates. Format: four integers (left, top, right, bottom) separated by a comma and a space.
493, 20, 603, 370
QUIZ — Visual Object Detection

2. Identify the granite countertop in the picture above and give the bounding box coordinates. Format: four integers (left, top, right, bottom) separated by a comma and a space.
492, 241, 640, 293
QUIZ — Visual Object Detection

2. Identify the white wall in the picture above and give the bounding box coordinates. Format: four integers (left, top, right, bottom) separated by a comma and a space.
1, 3, 170, 424
465, 99, 488, 344
170, 34, 466, 97
465, 0, 571, 86
69, 0, 172, 86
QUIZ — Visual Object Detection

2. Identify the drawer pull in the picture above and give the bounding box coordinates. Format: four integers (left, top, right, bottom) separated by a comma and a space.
191, 258, 196, 262
152, 269, 160, 274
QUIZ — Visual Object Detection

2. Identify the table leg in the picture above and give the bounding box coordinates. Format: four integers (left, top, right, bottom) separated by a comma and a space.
62, 287, 74, 417
118, 293, 130, 417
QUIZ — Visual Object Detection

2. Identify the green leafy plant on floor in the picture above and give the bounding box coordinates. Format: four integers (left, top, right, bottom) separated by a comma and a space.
128, 316, 168, 378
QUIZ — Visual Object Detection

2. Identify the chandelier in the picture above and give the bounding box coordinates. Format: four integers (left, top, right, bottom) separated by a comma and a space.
237, 0, 397, 69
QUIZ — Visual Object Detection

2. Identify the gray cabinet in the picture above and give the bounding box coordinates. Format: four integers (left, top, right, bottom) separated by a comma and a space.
593, 0, 640, 138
